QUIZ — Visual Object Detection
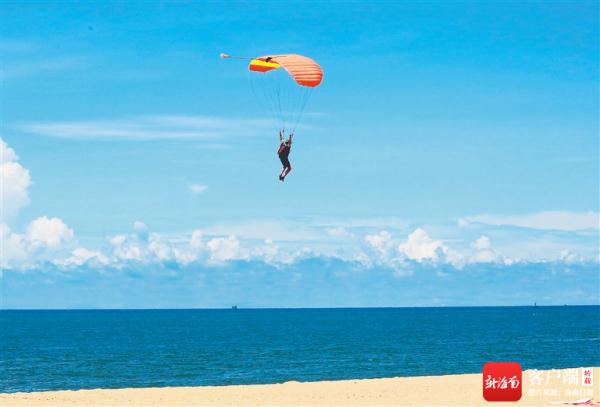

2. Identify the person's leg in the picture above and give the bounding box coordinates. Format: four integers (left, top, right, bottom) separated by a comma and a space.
282, 164, 292, 179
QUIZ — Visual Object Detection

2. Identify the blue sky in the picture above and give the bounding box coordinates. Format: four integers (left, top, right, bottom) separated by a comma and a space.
1, 1, 598, 308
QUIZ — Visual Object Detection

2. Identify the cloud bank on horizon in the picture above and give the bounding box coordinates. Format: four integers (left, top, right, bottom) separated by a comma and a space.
2, 137, 598, 271
1, 139, 598, 307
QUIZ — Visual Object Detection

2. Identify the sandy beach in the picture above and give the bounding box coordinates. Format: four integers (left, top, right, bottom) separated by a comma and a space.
1, 367, 598, 406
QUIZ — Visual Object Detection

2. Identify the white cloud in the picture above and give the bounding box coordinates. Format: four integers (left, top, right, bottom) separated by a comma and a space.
18, 115, 273, 141
0, 223, 28, 268
172, 230, 205, 265
110, 234, 143, 262
0, 139, 18, 163
109, 234, 127, 246
470, 235, 500, 263
171, 230, 206, 265
108, 226, 177, 265
1, 139, 31, 222
190, 230, 204, 250
0, 142, 77, 268
114, 244, 143, 262
189, 184, 208, 194
207, 235, 244, 262
559, 250, 583, 264
473, 235, 491, 250
364, 231, 393, 258
474, 252, 496, 263
252, 239, 280, 264
1, 217, 74, 269
398, 228, 449, 263
148, 233, 172, 261
63, 247, 109, 267
461, 211, 599, 231
2, 214, 597, 271
26, 216, 74, 250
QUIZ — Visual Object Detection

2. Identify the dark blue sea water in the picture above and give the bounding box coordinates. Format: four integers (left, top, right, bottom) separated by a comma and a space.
1, 306, 599, 393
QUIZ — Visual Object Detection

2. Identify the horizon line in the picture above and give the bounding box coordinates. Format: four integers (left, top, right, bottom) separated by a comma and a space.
2, 304, 598, 311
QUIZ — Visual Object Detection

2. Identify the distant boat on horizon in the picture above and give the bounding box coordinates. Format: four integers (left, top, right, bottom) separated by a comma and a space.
231, 305, 238, 310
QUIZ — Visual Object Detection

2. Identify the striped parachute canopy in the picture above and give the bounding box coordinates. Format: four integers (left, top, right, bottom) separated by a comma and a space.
248, 54, 323, 88
245, 54, 323, 132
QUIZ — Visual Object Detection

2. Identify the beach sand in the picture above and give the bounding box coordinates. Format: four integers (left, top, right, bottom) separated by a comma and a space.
1, 367, 598, 406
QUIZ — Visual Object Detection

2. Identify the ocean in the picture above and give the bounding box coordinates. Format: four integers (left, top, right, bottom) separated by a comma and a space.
1, 306, 599, 393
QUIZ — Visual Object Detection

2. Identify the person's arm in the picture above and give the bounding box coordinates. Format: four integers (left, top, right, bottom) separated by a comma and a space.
288, 133, 293, 146
280, 129, 285, 142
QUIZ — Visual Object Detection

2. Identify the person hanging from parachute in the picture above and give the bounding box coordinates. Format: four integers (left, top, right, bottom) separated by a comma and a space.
278, 129, 293, 181
220, 52, 323, 182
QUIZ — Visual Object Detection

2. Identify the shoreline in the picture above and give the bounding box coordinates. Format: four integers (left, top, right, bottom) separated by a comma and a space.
1, 367, 598, 406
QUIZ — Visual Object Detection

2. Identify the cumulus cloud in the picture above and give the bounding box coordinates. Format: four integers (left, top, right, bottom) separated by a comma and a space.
172, 229, 205, 265
559, 250, 585, 264
363, 231, 414, 273
2, 214, 596, 272
252, 239, 280, 264
147, 233, 172, 261
1, 139, 31, 222
0, 141, 78, 268
207, 235, 243, 262
106, 225, 178, 265
470, 235, 500, 263
62, 247, 109, 267
473, 235, 491, 250
0, 223, 28, 268
109, 234, 127, 246
398, 228, 449, 262
26, 216, 74, 250
1, 217, 74, 268
110, 233, 143, 262
190, 230, 204, 250
0, 139, 18, 162
364, 231, 393, 258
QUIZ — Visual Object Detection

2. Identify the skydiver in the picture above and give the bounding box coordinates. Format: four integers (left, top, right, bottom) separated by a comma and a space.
278, 129, 293, 182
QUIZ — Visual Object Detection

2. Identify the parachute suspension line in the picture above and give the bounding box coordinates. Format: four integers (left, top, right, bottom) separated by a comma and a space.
288, 77, 299, 132
238, 53, 323, 135
275, 80, 284, 132
286, 77, 293, 131
248, 73, 269, 127
273, 81, 282, 131
280, 73, 290, 132
249, 72, 278, 132
251, 71, 277, 130
291, 86, 313, 134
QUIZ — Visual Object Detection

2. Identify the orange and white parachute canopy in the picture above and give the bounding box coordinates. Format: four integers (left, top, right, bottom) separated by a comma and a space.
248, 54, 323, 88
